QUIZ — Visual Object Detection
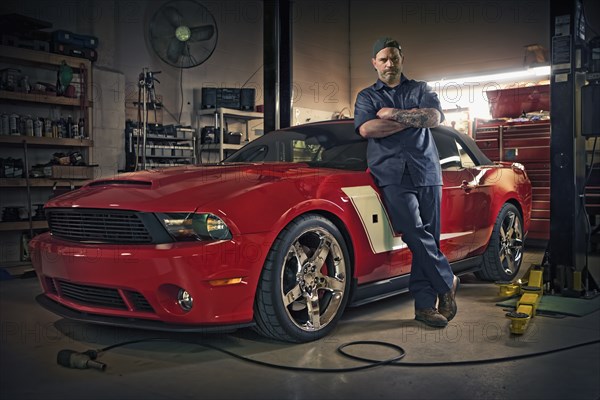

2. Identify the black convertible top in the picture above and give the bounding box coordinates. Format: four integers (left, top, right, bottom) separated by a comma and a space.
280, 119, 494, 167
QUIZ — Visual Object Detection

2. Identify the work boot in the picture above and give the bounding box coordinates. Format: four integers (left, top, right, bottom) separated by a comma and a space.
438, 275, 459, 321
415, 308, 448, 327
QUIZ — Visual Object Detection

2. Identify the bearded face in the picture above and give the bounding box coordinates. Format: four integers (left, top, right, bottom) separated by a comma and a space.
372, 47, 403, 86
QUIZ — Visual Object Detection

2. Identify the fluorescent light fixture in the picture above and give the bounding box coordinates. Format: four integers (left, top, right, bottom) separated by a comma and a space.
428, 66, 550, 87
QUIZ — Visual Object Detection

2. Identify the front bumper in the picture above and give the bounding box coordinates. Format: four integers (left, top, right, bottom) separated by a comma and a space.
36, 294, 255, 332
29, 232, 269, 327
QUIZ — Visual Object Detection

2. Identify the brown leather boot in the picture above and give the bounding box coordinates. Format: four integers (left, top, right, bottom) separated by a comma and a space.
438, 275, 459, 321
415, 308, 448, 327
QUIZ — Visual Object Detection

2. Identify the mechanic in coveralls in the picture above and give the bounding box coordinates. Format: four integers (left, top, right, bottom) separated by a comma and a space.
354, 37, 459, 327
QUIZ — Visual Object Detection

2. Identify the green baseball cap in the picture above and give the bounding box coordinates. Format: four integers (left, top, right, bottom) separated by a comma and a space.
372, 37, 402, 57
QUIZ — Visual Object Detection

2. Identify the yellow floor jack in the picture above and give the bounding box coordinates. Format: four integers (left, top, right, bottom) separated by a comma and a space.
496, 265, 544, 335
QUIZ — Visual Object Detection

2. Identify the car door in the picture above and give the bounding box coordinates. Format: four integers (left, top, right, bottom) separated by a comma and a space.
433, 131, 483, 262
385, 131, 484, 278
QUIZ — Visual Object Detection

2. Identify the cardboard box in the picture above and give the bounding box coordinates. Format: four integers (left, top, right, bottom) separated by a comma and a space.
44, 165, 95, 180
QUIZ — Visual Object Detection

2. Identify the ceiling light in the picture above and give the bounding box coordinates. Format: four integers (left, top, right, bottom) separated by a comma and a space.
428, 66, 551, 87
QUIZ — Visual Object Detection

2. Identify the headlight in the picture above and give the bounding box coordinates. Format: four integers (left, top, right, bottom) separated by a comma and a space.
157, 212, 232, 241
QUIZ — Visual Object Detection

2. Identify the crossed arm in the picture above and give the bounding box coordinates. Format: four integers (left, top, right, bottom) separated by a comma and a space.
358, 107, 442, 139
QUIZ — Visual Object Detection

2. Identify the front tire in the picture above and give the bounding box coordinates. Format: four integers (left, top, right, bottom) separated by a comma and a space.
476, 203, 524, 282
254, 214, 351, 342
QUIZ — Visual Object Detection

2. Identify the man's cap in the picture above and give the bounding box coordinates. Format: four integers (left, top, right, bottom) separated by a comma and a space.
372, 37, 402, 58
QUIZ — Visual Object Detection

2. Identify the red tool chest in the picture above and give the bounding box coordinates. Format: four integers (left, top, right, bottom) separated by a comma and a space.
474, 119, 551, 240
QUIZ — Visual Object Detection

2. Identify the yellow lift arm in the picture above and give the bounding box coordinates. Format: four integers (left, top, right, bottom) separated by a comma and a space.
496, 266, 544, 335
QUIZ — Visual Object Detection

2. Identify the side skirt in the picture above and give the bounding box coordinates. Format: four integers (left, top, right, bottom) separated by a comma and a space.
348, 255, 483, 307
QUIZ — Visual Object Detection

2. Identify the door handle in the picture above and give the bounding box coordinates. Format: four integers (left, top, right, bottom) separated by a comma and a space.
460, 180, 474, 192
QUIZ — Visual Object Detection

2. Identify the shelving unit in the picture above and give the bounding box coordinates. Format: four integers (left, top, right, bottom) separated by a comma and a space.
197, 107, 263, 161
125, 123, 196, 171
0, 45, 94, 272
0, 45, 94, 136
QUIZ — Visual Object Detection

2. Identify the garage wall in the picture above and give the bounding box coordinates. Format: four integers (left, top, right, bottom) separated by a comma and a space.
2, 0, 599, 170
292, 0, 351, 122
1, 0, 353, 173
348, 0, 551, 115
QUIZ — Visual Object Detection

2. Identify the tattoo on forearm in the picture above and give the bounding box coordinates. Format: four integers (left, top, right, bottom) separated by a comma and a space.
391, 108, 440, 128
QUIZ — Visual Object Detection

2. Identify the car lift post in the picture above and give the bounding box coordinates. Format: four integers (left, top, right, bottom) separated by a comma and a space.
497, 0, 592, 334
548, 0, 590, 296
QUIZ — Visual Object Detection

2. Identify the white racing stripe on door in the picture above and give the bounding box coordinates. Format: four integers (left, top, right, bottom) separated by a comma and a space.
342, 186, 473, 254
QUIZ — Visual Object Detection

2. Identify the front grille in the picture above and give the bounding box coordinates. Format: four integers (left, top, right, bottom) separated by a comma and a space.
48, 280, 155, 313
45, 277, 58, 295
47, 209, 153, 243
126, 290, 155, 312
58, 280, 127, 309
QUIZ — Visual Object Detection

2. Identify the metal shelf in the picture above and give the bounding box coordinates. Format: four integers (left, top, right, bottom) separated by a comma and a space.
0, 135, 93, 147
0, 178, 90, 187
196, 107, 264, 121
0, 220, 48, 232
132, 134, 193, 142
0, 90, 90, 107
0, 45, 92, 71
196, 108, 262, 160
199, 143, 244, 151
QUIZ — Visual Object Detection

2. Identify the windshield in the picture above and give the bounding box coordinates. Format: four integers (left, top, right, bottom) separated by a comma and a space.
223, 122, 368, 171
222, 121, 490, 171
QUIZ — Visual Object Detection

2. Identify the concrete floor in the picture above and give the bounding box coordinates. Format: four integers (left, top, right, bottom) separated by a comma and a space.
1, 246, 599, 400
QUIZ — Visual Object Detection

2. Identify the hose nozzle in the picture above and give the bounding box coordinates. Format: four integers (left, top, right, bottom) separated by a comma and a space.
57, 349, 106, 371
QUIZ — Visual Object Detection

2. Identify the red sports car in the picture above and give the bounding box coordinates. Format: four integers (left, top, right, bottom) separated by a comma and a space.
29, 120, 531, 342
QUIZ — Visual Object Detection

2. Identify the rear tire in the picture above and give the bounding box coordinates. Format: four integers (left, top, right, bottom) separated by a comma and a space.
254, 214, 351, 343
476, 203, 524, 282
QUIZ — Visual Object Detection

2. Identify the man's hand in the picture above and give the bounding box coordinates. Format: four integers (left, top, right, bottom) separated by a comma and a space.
376, 107, 397, 120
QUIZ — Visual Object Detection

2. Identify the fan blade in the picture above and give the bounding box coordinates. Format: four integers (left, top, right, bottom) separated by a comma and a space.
163, 6, 183, 28
190, 25, 215, 42
181, 44, 198, 68
166, 38, 185, 64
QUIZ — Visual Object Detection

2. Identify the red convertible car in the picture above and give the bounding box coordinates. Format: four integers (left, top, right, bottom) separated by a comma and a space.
30, 120, 532, 342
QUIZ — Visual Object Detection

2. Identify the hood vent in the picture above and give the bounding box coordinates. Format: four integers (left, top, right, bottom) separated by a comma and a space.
88, 180, 152, 187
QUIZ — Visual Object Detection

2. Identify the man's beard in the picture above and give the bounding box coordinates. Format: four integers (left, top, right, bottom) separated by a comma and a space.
380, 69, 400, 83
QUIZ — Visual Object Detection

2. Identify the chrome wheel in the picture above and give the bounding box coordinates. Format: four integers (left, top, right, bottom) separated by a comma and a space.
498, 210, 523, 276
254, 214, 351, 342
477, 203, 524, 282
281, 227, 347, 332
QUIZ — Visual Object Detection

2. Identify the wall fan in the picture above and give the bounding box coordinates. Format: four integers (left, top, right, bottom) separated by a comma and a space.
149, 0, 218, 68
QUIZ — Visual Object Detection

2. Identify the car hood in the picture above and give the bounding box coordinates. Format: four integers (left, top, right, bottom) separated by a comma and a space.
46, 163, 346, 213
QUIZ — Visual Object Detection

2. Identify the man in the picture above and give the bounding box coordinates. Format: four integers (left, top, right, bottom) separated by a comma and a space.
354, 37, 459, 328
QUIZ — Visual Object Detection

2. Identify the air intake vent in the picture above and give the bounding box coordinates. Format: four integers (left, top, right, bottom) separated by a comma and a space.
45, 277, 58, 295
47, 209, 153, 243
88, 180, 152, 187
57, 280, 127, 310
126, 290, 155, 313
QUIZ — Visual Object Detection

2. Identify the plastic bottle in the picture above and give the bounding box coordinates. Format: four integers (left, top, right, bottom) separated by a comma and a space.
1, 114, 9, 135
10, 114, 19, 135
67, 116, 73, 139
25, 116, 34, 136
44, 118, 52, 137
78, 118, 85, 137
34, 118, 43, 137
